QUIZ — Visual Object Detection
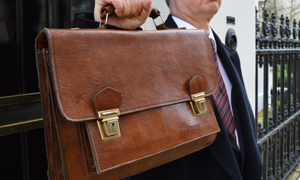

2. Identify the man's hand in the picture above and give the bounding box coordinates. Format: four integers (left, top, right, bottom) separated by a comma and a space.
94, 0, 152, 29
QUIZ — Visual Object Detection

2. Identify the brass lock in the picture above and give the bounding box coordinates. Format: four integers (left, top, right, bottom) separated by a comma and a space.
97, 109, 121, 141
190, 92, 207, 117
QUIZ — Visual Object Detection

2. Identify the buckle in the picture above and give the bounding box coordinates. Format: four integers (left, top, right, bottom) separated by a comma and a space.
152, 13, 165, 28
97, 109, 121, 141
190, 92, 207, 117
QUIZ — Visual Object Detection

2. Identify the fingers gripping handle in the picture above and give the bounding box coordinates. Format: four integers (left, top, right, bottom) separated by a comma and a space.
99, 5, 166, 30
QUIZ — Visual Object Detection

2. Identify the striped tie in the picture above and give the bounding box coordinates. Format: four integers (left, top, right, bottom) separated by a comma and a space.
210, 39, 236, 141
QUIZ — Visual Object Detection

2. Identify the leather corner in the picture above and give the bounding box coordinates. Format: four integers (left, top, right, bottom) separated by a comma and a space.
189, 75, 207, 95
93, 88, 123, 113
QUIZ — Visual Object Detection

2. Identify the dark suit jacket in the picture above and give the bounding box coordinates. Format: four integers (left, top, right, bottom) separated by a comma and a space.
74, 12, 263, 180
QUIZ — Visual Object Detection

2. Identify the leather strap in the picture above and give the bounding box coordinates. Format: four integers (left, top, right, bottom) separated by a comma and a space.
99, 5, 166, 30
189, 75, 207, 95
93, 88, 123, 113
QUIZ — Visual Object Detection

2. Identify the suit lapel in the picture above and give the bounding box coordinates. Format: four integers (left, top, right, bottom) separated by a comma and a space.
214, 30, 247, 162
207, 101, 244, 180
214, 31, 263, 179
213, 31, 243, 89
165, 14, 178, 28
211, 32, 247, 179
231, 90, 246, 174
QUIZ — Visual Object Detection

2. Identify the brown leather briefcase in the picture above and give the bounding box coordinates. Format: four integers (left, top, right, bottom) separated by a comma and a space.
35, 8, 220, 180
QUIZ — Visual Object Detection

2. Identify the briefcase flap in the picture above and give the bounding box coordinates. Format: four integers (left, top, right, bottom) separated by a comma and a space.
36, 28, 218, 122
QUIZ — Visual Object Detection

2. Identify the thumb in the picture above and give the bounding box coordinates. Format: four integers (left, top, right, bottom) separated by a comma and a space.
94, 4, 101, 22
139, 0, 152, 21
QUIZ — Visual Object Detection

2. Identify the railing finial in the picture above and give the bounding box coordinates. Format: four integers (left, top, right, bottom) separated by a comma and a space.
263, 9, 270, 37
286, 16, 291, 38
280, 15, 286, 38
298, 21, 300, 39
271, 12, 278, 37
293, 19, 297, 39
256, 6, 260, 36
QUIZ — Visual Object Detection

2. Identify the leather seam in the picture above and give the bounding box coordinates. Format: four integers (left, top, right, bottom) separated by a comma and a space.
39, 52, 55, 180
53, 104, 59, 180
45, 49, 60, 180
46, 46, 69, 180
54, 102, 69, 180
121, 98, 190, 114
56, 97, 204, 122
116, 135, 217, 180
87, 123, 102, 172
45, 53, 60, 180
65, 96, 214, 122
100, 129, 219, 173
78, 124, 92, 177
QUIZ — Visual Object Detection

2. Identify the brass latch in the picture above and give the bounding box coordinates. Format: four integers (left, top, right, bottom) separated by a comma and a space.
190, 92, 207, 117
97, 109, 121, 141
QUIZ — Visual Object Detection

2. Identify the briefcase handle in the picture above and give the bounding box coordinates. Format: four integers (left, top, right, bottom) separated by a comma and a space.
99, 5, 167, 30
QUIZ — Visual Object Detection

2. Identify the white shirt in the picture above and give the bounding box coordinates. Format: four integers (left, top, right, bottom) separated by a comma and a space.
172, 16, 240, 149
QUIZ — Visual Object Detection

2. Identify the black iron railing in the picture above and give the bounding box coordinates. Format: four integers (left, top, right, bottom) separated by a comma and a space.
256, 8, 300, 180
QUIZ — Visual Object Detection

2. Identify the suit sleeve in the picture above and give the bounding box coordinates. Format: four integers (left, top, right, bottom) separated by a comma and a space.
73, 12, 142, 30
